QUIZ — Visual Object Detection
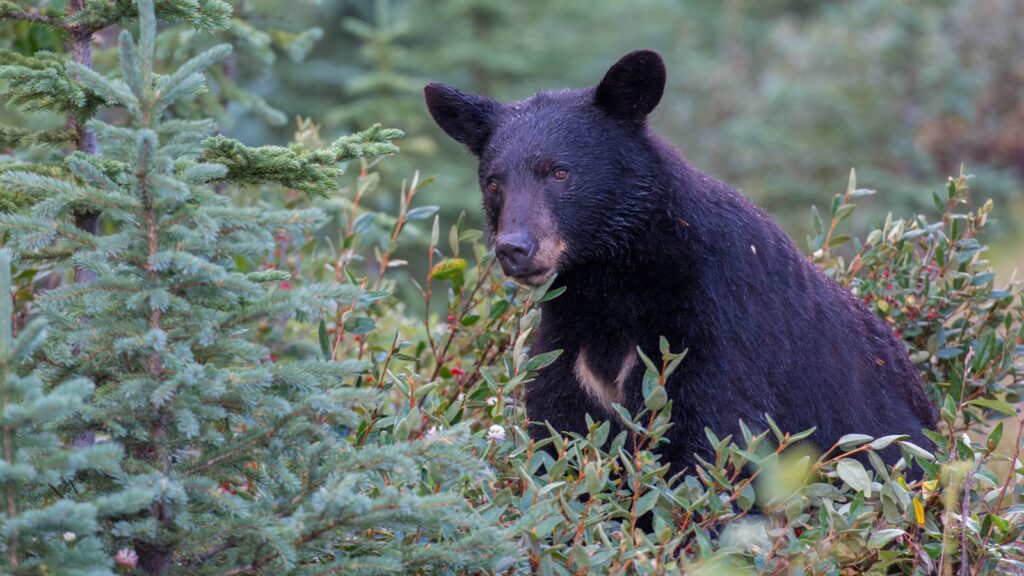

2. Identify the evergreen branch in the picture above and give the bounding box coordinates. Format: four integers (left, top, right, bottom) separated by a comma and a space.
0, 49, 104, 118
183, 409, 305, 477
200, 124, 403, 196
271, 27, 324, 63
66, 61, 139, 110
67, 0, 232, 34
0, 125, 75, 148
155, 44, 232, 103
0, 4, 66, 27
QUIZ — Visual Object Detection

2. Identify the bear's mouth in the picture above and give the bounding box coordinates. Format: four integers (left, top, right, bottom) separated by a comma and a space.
509, 268, 555, 287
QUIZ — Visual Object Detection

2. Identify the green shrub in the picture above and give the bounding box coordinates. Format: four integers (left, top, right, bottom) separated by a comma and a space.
282, 160, 1022, 574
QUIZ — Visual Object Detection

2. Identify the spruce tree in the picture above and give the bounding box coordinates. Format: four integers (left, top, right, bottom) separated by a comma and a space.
0, 248, 135, 575
0, 0, 512, 573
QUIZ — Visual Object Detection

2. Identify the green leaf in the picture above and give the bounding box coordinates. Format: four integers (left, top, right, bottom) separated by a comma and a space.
837, 434, 873, 449
764, 413, 784, 444
405, 205, 439, 220
834, 204, 856, 220
524, 350, 562, 372
811, 205, 823, 236
636, 347, 659, 376
737, 483, 756, 512
539, 286, 566, 302
941, 395, 957, 424
836, 459, 872, 496
317, 319, 331, 360
644, 386, 668, 411
789, 427, 818, 442
869, 435, 907, 451
867, 528, 905, 549
967, 398, 1018, 416
899, 441, 936, 461
827, 234, 852, 248
344, 316, 376, 335
987, 422, 1004, 452
584, 461, 601, 495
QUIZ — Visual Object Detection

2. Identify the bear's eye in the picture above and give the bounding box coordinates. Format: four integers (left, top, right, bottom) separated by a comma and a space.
485, 180, 499, 194
553, 168, 569, 181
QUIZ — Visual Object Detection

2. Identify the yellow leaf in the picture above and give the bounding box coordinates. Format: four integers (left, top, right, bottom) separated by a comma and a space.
921, 479, 938, 495
913, 497, 925, 526
429, 258, 467, 282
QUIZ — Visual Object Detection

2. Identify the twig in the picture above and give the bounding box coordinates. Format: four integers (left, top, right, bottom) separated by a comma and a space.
1, 10, 65, 27
959, 467, 974, 576
185, 412, 300, 477
972, 415, 1024, 574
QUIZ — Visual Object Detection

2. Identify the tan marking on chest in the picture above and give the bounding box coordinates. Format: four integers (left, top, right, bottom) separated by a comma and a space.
574, 347, 638, 410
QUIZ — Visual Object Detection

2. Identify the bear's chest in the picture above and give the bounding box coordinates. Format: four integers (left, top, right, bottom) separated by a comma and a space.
573, 345, 638, 411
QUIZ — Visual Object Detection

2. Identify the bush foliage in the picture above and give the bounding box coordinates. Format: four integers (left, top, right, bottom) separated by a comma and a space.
1, 1, 1022, 574
276, 154, 1023, 576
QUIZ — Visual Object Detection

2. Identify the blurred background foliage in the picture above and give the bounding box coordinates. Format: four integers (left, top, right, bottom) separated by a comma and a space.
4, 0, 1024, 272
248, 0, 1024, 250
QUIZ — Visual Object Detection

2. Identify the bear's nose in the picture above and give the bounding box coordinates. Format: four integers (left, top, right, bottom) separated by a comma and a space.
495, 232, 537, 276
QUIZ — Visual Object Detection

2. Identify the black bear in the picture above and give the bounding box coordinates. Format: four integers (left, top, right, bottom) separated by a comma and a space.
424, 50, 935, 472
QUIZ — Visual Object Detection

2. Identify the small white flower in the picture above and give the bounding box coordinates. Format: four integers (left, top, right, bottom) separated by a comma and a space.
62, 532, 76, 542
486, 424, 506, 442
486, 397, 498, 406
426, 425, 440, 441
812, 248, 824, 259
456, 393, 465, 402
115, 548, 139, 569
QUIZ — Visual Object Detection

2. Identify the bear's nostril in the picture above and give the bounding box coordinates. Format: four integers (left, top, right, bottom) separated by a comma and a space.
495, 233, 537, 274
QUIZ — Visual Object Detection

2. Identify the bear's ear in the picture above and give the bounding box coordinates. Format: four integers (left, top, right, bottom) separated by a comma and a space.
424, 83, 501, 155
594, 50, 666, 121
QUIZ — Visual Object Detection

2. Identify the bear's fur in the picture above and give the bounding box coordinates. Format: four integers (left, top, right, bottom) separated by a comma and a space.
424, 50, 935, 472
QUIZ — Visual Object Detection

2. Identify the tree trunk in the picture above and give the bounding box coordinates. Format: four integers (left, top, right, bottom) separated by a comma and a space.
67, 0, 99, 276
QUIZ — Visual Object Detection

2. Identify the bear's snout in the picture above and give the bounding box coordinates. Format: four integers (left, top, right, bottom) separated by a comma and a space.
495, 232, 540, 278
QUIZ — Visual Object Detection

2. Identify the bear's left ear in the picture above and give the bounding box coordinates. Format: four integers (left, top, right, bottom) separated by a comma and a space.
594, 50, 666, 121
424, 83, 501, 156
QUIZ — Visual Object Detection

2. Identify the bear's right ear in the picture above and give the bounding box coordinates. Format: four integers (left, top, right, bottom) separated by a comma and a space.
594, 50, 666, 121
424, 83, 501, 155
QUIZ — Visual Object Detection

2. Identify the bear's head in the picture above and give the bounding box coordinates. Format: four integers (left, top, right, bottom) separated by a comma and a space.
425, 50, 668, 286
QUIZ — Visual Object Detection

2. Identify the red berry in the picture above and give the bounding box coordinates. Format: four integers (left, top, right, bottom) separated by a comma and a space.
451, 367, 465, 376
280, 281, 292, 290
447, 315, 455, 323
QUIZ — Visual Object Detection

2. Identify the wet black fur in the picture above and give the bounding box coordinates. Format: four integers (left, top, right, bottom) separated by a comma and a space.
425, 50, 936, 474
